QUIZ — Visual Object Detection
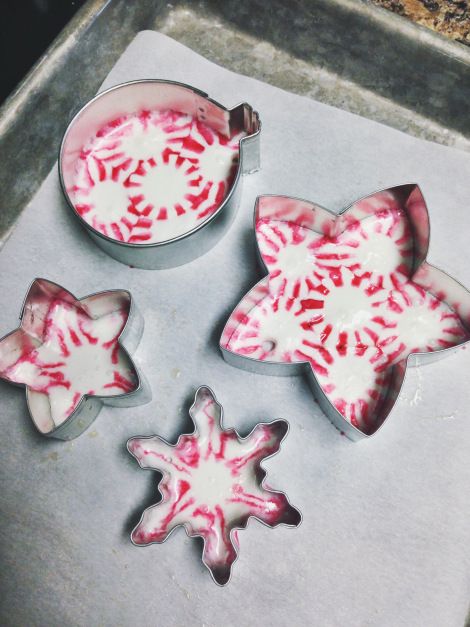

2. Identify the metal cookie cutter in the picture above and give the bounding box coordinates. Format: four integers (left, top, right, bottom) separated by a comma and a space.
127, 385, 301, 586
220, 184, 470, 441
59, 79, 261, 269
0, 278, 150, 440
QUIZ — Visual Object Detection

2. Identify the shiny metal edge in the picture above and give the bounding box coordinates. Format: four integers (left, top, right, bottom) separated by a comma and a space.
219, 186, 470, 441
0, 277, 151, 441
58, 79, 261, 269
1, 0, 470, 248
126, 384, 302, 586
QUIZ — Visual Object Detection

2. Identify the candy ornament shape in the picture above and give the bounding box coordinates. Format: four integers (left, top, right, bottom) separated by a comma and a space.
127, 386, 301, 586
67, 108, 246, 245
220, 185, 470, 440
0, 278, 150, 439
59, 80, 261, 269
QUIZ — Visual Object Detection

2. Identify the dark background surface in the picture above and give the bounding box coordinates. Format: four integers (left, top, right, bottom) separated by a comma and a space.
0, 0, 86, 105
1, 0, 467, 107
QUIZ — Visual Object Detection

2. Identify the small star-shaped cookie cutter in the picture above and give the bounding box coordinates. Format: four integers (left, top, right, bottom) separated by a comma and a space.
127, 386, 301, 585
220, 185, 470, 440
0, 278, 150, 439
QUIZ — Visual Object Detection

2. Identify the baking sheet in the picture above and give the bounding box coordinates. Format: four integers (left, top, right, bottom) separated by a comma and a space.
0, 31, 469, 627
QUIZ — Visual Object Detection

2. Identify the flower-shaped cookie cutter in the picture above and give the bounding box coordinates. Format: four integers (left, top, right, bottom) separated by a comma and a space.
220, 185, 470, 441
127, 385, 301, 586
0, 278, 150, 440
59, 79, 261, 269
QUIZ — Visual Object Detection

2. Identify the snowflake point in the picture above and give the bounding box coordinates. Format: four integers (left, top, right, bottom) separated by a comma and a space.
127, 386, 301, 585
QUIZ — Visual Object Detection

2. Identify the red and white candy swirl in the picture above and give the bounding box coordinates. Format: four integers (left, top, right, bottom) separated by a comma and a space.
69, 109, 245, 243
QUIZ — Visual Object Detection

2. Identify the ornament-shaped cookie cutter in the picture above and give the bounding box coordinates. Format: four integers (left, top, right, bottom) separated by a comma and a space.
220, 185, 470, 441
59, 79, 261, 269
127, 385, 301, 585
0, 278, 150, 440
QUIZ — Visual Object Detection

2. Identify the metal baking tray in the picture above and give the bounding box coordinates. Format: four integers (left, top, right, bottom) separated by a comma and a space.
0, 1, 469, 624
0, 0, 469, 248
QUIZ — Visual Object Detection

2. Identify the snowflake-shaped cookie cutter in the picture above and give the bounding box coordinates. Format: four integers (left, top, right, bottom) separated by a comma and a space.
59, 79, 261, 269
220, 185, 470, 441
0, 278, 150, 440
127, 385, 301, 585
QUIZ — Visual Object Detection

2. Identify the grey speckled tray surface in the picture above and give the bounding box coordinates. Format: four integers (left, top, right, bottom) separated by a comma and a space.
1, 31, 469, 627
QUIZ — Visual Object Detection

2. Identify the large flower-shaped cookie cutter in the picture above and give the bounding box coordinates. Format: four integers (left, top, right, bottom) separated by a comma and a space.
220, 185, 470, 441
59, 79, 260, 269
127, 386, 301, 586
0, 278, 150, 440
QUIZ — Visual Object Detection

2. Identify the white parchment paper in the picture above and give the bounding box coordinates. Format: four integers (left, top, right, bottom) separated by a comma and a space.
0, 32, 469, 627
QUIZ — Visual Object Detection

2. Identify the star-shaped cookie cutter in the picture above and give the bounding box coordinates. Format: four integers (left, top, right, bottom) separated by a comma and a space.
127, 386, 301, 585
220, 185, 470, 440
0, 278, 150, 440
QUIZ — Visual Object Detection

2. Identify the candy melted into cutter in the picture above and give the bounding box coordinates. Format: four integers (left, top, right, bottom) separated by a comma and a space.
220, 184, 470, 440
59, 79, 260, 269
127, 386, 301, 586
0, 278, 150, 440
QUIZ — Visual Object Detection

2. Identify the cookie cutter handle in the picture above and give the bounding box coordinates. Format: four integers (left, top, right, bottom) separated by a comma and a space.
230, 103, 261, 175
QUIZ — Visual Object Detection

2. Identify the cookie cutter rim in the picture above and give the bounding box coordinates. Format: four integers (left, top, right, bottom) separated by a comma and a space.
126, 384, 302, 586
219, 184, 470, 442
0, 277, 151, 440
58, 79, 261, 269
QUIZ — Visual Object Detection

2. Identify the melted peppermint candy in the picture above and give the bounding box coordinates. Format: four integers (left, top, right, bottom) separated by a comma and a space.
0, 283, 137, 432
224, 192, 469, 434
128, 386, 300, 585
69, 109, 245, 243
